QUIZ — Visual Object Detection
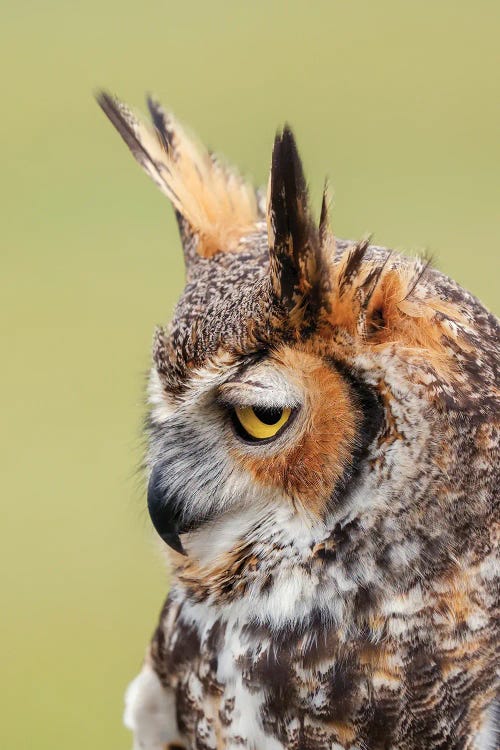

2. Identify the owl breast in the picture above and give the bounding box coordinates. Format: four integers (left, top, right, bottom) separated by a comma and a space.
139, 550, 498, 750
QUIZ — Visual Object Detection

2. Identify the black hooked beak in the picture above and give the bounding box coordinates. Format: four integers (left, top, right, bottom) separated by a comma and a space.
147, 465, 187, 556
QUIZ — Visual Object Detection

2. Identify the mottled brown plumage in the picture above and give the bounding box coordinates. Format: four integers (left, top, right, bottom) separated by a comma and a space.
98, 92, 499, 750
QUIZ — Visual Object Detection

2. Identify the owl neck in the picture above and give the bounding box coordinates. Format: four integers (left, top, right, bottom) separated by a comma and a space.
170, 477, 427, 631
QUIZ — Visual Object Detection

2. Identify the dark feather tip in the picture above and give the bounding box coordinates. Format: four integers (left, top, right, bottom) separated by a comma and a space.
147, 94, 174, 153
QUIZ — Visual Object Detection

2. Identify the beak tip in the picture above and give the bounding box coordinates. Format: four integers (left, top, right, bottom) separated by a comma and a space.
161, 531, 187, 556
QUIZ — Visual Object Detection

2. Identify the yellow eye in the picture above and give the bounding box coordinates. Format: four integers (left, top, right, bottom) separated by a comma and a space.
233, 405, 292, 441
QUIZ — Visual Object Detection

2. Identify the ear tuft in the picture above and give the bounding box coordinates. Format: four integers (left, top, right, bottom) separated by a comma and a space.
267, 127, 330, 331
319, 180, 335, 250
97, 91, 260, 268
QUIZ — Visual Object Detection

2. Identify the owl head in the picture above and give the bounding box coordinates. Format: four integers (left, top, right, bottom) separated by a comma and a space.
99, 93, 497, 625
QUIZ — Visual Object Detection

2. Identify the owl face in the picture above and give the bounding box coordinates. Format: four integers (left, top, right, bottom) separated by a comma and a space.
147, 342, 374, 553
99, 92, 498, 624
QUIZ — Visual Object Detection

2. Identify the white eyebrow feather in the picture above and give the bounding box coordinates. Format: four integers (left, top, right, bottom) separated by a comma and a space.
218, 364, 302, 409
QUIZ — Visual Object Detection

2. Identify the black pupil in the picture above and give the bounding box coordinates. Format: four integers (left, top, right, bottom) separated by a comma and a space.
252, 406, 284, 425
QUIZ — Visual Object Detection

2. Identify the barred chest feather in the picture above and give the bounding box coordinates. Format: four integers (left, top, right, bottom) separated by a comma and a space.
125, 543, 498, 750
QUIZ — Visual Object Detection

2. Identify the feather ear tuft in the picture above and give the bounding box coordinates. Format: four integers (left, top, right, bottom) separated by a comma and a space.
97, 91, 260, 269
267, 126, 330, 331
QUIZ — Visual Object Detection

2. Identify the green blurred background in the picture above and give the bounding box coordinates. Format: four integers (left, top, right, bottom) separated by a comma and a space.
1, 2, 498, 748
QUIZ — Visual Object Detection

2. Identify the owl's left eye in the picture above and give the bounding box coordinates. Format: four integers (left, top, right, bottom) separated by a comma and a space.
232, 405, 292, 442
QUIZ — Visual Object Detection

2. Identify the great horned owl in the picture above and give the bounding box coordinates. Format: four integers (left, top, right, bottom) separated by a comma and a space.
98, 92, 499, 750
